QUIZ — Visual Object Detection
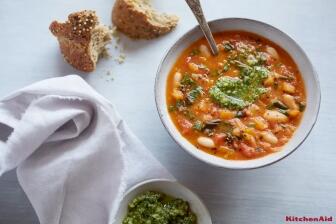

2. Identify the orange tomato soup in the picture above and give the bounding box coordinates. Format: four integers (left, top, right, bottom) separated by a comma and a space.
166, 31, 306, 160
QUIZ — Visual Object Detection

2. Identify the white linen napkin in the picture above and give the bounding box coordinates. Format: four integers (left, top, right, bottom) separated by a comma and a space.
0, 75, 174, 224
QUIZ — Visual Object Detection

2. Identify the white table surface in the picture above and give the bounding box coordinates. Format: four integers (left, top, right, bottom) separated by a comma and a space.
0, 0, 335, 223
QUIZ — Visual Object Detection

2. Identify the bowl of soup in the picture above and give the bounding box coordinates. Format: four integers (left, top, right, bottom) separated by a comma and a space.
155, 18, 320, 169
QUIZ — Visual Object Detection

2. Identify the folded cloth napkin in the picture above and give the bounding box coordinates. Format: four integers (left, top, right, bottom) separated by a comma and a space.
0, 75, 174, 224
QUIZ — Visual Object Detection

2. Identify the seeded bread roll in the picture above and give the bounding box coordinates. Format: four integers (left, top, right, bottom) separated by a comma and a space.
112, 0, 179, 39
50, 10, 112, 72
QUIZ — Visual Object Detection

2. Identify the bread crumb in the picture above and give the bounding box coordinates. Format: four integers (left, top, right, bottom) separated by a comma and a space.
117, 54, 126, 64
107, 26, 127, 65
100, 70, 114, 82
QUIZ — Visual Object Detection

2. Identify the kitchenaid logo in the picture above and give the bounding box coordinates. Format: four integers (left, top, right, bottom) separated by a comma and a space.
286, 216, 333, 222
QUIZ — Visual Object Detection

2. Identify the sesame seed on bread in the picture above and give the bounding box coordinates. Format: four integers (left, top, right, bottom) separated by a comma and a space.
112, 0, 179, 39
50, 10, 112, 72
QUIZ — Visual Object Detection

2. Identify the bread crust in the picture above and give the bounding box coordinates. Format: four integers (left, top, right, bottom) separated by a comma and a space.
50, 10, 108, 72
112, 0, 178, 39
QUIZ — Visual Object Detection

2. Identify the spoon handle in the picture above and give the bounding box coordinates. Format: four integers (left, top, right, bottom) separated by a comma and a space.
185, 0, 219, 55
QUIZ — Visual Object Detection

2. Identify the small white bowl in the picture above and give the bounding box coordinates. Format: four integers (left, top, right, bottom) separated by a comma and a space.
114, 179, 212, 224
155, 18, 321, 169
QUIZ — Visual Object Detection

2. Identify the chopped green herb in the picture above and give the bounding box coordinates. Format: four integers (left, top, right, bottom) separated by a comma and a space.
223, 63, 230, 72
175, 100, 186, 110
122, 191, 197, 224
186, 86, 203, 104
234, 60, 252, 71
268, 100, 288, 110
183, 110, 196, 120
180, 74, 195, 86
247, 54, 258, 66
256, 52, 268, 64
209, 65, 269, 110
278, 109, 288, 115
190, 48, 200, 56
193, 120, 204, 131
209, 84, 248, 109
223, 41, 234, 52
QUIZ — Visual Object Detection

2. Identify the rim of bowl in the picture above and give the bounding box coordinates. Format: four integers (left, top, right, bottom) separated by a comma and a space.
118, 179, 212, 223
154, 17, 321, 170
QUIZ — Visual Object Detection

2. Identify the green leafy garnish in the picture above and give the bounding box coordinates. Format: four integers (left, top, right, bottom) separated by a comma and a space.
123, 191, 197, 224
278, 109, 288, 115
175, 100, 186, 110
186, 86, 203, 104
223, 41, 234, 52
267, 100, 288, 110
223, 63, 230, 72
190, 48, 200, 56
193, 120, 204, 131
183, 110, 196, 120
180, 74, 195, 87
209, 66, 269, 110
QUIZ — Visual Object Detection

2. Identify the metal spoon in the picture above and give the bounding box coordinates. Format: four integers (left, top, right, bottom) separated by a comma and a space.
185, 0, 219, 55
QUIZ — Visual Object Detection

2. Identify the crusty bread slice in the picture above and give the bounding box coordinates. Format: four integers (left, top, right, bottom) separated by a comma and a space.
50, 10, 112, 72
112, 0, 179, 39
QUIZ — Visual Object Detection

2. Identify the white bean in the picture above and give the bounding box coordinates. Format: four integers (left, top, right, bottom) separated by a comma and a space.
282, 94, 298, 109
191, 73, 201, 80
266, 46, 279, 60
263, 110, 288, 123
173, 72, 182, 87
197, 137, 215, 148
282, 82, 296, 94
254, 116, 268, 130
261, 131, 278, 144
172, 89, 184, 100
243, 133, 257, 147
231, 118, 247, 130
199, 44, 211, 58
272, 71, 281, 78
188, 62, 199, 72
246, 104, 260, 116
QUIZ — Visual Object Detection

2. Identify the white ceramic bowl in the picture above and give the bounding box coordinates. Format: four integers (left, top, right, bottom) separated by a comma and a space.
155, 18, 321, 169
114, 179, 212, 223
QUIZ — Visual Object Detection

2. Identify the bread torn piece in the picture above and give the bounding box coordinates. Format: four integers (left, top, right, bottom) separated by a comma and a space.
112, 0, 179, 39
50, 10, 112, 72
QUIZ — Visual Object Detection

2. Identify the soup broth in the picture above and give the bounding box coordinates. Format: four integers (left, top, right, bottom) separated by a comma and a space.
166, 31, 306, 160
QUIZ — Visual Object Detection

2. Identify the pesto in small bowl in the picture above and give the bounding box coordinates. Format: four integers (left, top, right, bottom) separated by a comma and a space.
123, 191, 197, 224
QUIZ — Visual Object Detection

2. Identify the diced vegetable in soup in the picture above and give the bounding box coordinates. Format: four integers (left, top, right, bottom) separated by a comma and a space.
166, 31, 306, 160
